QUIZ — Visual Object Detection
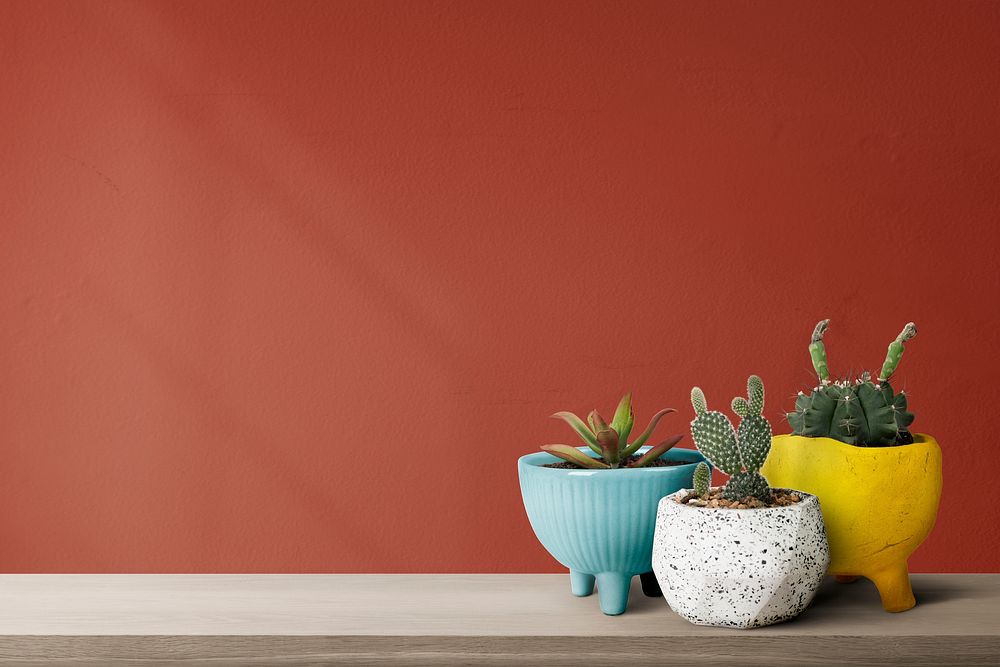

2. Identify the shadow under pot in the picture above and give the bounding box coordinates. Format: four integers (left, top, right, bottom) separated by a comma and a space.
518, 447, 708, 615
652, 489, 830, 628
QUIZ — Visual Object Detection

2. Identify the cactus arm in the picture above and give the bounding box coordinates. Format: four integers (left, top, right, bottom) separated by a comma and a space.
693, 461, 710, 496
632, 434, 684, 468
620, 408, 676, 457
691, 387, 708, 415
879, 322, 916, 382
610, 394, 634, 447
809, 319, 832, 385
551, 412, 602, 454
731, 397, 749, 417
540, 445, 610, 469
746, 375, 765, 415
596, 428, 621, 468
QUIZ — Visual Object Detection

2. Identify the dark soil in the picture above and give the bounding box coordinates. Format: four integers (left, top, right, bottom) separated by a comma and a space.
543, 454, 689, 469
675, 487, 804, 509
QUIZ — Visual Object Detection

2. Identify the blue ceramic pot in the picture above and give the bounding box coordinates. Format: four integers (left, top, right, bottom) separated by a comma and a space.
518, 446, 708, 615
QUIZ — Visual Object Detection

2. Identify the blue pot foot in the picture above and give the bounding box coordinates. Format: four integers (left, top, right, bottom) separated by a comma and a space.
639, 571, 662, 597
596, 572, 632, 615
570, 570, 596, 597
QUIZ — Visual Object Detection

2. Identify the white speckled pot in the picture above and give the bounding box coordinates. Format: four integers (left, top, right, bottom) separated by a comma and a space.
651, 489, 830, 629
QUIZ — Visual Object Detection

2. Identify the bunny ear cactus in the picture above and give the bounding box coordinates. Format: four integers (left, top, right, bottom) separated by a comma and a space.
542, 394, 684, 468
787, 321, 917, 446
690, 376, 774, 502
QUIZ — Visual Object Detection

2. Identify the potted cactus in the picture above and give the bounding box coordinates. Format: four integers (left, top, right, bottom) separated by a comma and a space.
651, 376, 830, 628
761, 320, 942, 612
518, 394, 708, 615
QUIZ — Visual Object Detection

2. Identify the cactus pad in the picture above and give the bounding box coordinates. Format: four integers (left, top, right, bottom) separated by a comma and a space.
693, 461, 710, 497
731, 396, 750, 417
736, 414, 772, 471
690, 411, 740, 476
691, 387, 708, 416
746, 375, 765, 415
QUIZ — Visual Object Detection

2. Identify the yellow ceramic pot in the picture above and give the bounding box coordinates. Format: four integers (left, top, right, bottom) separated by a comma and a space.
761, 434, 942, 612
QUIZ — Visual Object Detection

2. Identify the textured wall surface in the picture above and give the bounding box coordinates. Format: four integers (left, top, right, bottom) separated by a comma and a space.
2, 0, 998, 572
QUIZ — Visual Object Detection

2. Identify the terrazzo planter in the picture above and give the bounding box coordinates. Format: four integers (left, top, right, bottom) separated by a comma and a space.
761, 434, 942, 612
651, 489, 830, 628
518, 446, 707, 615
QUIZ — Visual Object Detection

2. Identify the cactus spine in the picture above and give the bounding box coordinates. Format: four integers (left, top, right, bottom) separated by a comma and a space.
788, 320, 916, 446
690, 376, 774, 502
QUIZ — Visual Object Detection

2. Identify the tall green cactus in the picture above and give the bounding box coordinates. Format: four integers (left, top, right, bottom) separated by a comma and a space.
787, 321, 917, 446
690, 376, 774, 502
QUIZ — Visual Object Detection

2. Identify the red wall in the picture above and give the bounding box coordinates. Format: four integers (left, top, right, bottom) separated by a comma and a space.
2, 0, 999, 573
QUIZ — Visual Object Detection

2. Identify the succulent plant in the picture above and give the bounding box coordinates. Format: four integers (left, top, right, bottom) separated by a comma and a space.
787, 320, 916, 446
690, 376, 774, 502
541, 394, 684, 469
692, 461, 710, 497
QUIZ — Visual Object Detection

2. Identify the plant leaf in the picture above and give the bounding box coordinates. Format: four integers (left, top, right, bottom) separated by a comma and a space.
540, 445, 609, 469
588, 410, 609, 433
620, 408, 676, 457
551, 411, 601, 454
610, 394, 634, 446
632, 434, 684, 467
596, 428, 620, 467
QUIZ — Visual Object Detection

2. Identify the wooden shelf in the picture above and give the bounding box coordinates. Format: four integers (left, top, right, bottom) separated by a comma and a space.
0, 574, 997, 665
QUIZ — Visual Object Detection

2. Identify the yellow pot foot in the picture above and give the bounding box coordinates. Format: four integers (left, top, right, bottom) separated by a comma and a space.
869, 564, 916, 612
835, 575, 860, 584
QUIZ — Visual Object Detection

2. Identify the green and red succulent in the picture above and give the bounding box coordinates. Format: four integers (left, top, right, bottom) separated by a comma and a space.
541, 394, 684, 469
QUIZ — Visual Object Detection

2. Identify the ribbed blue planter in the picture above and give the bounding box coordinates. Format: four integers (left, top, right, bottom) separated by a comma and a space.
518, 446, 708, 615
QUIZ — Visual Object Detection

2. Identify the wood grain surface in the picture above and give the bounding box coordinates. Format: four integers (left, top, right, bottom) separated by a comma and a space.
0, 574, 996, 665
